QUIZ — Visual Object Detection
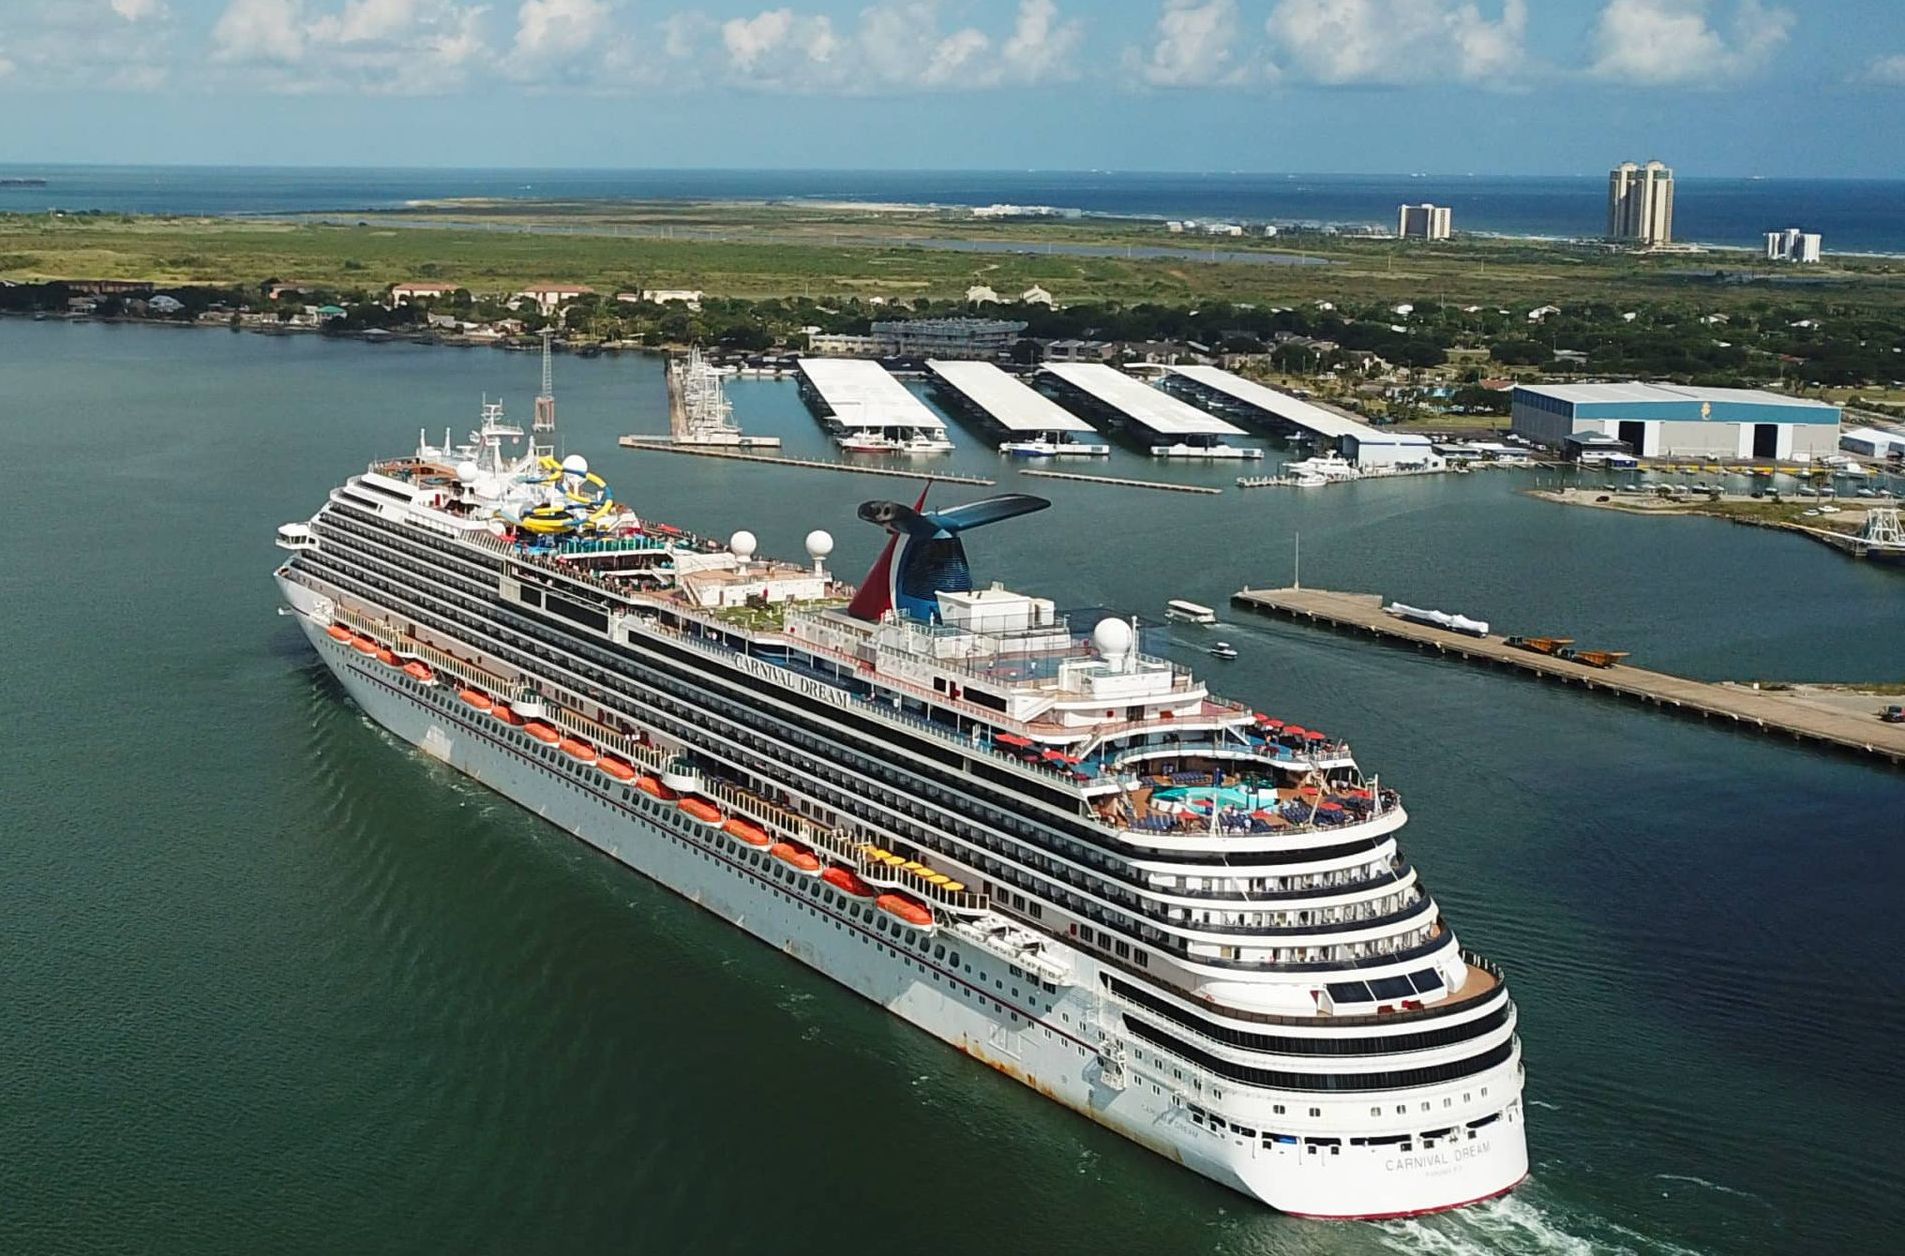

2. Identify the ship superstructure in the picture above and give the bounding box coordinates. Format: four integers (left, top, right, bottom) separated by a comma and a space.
274, 408, 1528, 1219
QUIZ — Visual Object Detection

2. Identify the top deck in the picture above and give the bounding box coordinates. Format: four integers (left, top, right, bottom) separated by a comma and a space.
926, 360, 1096, 433
797, 358, 947, 431
1039, 364, 1245, 438
1166, 365, 1417, 446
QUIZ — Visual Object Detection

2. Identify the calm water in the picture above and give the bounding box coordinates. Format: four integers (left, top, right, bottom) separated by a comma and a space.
4, 165, 1905, 253
2, 321, 1901, 1256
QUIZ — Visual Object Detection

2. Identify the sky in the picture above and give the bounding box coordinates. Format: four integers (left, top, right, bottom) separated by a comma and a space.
2, 0, 1903, 176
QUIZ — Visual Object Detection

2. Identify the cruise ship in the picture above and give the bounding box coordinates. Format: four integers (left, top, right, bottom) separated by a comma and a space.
274, 404, 1528, 1219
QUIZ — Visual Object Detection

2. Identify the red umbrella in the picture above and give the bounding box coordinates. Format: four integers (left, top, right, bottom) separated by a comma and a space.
1317, 801, 1344, 812
995, 732, 1032, 748
1255, 714, 1283, 727
1282, 725, 1309, 739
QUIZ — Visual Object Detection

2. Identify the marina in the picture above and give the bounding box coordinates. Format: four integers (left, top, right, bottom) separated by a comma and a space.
1038, 363, 1264, 459
664, 348, 781, 448
1163, 365, 1439, 469
924, 359, 1110, 457
1232, 586, 1905, 765
796, 357, 955, 454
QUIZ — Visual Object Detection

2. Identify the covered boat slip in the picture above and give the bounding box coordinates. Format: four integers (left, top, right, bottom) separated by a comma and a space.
1038, 363, 1263, 459
1162, 365, 1437, 469
795, 358, 951, 443
925, 360, 1111, 455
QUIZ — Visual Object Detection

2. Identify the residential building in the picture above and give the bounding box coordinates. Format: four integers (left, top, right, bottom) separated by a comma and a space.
1511, 382, 1840, 459
619, 288, 705, 310
1020, 286, 1055, 307
1607, 161, 1674, 245
1765, 228, 1823, 263
965, 285, 1001, 305
389, 281, 459, 305
512, 284, 594, 314
1397, 203, 1453, 240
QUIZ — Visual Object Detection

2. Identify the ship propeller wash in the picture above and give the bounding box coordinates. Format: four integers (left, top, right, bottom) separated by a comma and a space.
275, 409, 1528, 1219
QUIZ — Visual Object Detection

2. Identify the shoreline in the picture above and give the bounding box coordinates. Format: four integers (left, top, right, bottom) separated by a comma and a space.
1525, 487, 1899, 562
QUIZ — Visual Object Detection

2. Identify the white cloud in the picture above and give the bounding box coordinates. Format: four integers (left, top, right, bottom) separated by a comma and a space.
209, 0, 493, 92
1589, 0, 1792, 85
715, 2, 1078, 94
111, 0, 169, 20
3, 0, 178, 87
1858, 53, 1905, 86
1265, 0, 1528, 86
1128, 0, 1256, 88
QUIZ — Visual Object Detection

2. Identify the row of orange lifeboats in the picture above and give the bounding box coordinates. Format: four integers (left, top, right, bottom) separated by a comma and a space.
327, 623, 437, 684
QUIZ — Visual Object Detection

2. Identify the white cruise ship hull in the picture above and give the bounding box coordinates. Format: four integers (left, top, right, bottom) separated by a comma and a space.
285, 586, 1528, 1219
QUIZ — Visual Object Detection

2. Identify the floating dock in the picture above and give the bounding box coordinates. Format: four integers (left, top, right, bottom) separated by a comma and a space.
1019, 469, 1221, 495
1231, 586, 1905, 765
618, 437, 994, 485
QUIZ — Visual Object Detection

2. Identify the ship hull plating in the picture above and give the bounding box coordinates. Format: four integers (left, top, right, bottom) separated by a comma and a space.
290, 599, 1528, 1217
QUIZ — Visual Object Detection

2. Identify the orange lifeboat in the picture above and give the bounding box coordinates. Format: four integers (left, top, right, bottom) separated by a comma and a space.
679, 797, 724, 825
822, 866, 875, 898
349, 636, 378, 656
723, 817, 772, 847
374, 647, 397, 665
876, 893, 934, 929
402, 661, 435, 683
598, 756, 637, 782
458, 688, 492, 712
525, 721, 560, 745
558, 737, 599, 764
770, 842, 822, 874
636, 775, 677, 801
324, 624, 353, 643
491, 704, 523, 726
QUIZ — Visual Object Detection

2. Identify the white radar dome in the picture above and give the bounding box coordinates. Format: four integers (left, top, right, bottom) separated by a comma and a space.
561, 453, 589, 476
455, 460, 480, 484
729, 530, 758, 561
804, 530, 835, 561
1092, 617, 1135, 658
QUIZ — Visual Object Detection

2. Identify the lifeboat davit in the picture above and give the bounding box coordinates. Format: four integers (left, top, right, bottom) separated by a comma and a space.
349, 636, 378, 656
458, 688, 492, 712
770, 842, 822, 873
679, 797, 724, 826
598, 756, 637, 782
525, 721, 560, 745
325, 624, 353, 643
636, 775, 677, 801
402, 661, 435, 683
876, 893, 934, 929
558, 737, 598, 764
822, 865, 875, 898
723, 817, 772, 847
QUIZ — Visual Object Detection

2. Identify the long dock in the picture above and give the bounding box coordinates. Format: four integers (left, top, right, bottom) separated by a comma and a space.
1019, 469, 1222, 495
1231, 586, 1905, 765
618, 436, 994, 485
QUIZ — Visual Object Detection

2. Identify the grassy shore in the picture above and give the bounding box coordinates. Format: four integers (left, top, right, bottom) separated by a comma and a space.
10, 202, 1905, 312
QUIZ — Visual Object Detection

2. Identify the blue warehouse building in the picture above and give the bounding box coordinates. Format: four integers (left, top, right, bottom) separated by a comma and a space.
1511, 383, 1841, 460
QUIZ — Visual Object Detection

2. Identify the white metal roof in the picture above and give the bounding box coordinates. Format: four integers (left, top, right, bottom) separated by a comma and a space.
1514, 381, 1840, 410
926, 360, 1095, 433
1164, 365, 1430, 446
1038, 363, 1245, 437
797, 358, 947, 430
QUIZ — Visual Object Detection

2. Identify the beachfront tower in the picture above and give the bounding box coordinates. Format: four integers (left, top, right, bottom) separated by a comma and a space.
1607, 161, 1674, 246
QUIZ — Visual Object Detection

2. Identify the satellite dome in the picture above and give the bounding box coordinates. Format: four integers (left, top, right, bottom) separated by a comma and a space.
804, 529, 835, 560
1092, 617, 1135, 658
561, 453, 589, 476
455, 460, 480, 483
729, 530, 758, 561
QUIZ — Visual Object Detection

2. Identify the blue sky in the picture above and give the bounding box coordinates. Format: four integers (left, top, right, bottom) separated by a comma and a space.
2, 0, 1903, 175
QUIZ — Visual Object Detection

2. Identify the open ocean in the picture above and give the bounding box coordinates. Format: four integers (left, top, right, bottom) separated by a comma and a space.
2, 319, 1901, 1256
4, 165, 1905, 253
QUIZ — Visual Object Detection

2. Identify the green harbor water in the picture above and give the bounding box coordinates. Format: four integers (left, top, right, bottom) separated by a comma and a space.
2, 320, 1901, 1256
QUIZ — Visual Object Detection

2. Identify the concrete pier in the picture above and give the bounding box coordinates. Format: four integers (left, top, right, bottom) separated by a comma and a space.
617, 437, 995, 485
1232, 586, 1905, 765
1019, 469, 1223, 495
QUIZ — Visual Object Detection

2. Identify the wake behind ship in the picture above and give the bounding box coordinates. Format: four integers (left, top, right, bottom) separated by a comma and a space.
274, 405, 1528, 1219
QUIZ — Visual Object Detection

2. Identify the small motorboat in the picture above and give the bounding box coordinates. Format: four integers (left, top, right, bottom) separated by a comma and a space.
1208, 641, 1239, 660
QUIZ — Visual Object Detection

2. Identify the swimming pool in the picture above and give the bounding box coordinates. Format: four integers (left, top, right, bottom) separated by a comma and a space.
1153, 784, 1280, 811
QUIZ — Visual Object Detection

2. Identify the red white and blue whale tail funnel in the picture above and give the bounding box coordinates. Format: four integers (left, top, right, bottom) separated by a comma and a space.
846, 487, 1051, 623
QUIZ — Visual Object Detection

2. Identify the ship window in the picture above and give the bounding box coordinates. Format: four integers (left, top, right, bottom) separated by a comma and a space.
1308, 1108, 1320, 1118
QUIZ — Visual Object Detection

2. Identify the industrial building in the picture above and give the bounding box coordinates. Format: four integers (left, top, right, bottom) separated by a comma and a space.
1607, 161, 1674, 245
1766, 228, 1823, 263
1841, 426, 1905, 460
1511, 382, 1840, 460
1397, 203, 1453, 240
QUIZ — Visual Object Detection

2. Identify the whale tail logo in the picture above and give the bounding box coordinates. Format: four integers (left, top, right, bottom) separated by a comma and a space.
846, 487, 1050, 622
